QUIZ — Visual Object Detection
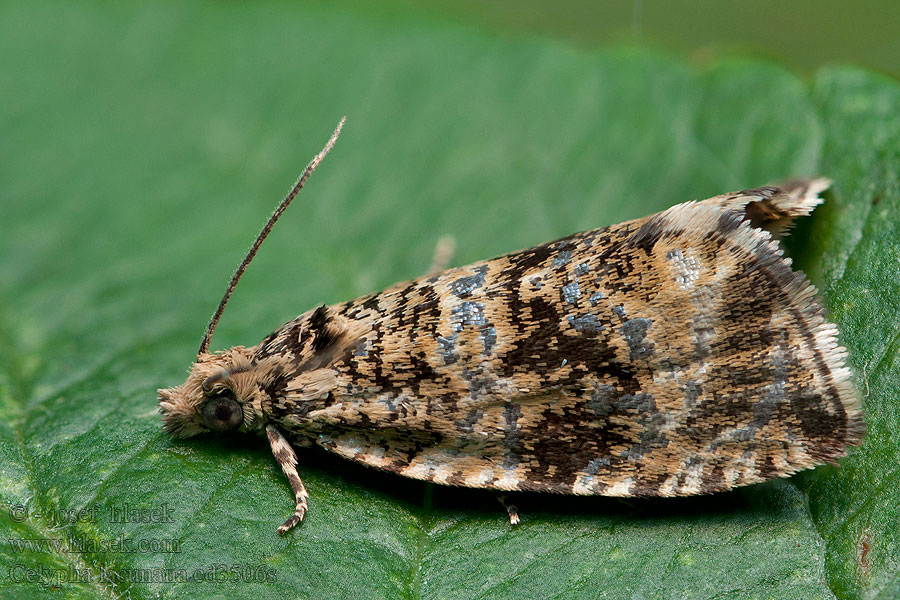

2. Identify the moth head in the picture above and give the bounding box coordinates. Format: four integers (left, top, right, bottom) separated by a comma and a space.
158, 346, 266, 438
158, 119, 347, 438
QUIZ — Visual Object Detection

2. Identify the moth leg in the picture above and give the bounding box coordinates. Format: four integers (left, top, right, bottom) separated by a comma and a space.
427, 235, 456, 274
266, 425, 309, 534
497, 494, 520, 526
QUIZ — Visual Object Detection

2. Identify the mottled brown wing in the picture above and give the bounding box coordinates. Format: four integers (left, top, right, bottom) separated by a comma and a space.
281, 182, 862, 497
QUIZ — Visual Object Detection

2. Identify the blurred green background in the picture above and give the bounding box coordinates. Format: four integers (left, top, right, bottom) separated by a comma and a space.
336, 0, 900, 78
1, 1, 899, 599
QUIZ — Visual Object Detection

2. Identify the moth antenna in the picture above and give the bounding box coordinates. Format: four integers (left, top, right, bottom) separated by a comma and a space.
198, 117, 347, 356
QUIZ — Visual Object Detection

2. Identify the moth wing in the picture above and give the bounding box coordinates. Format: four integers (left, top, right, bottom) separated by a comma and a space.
301, 180, 861, 497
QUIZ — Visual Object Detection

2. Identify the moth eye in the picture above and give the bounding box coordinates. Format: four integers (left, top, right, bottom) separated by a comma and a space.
201, 391, 243, 432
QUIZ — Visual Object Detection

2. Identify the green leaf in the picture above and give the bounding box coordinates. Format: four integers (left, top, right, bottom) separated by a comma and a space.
1, 2, 898, 599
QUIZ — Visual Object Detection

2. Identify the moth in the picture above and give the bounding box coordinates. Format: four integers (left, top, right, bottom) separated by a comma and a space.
159, 118, 864, 534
